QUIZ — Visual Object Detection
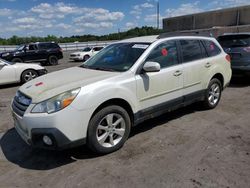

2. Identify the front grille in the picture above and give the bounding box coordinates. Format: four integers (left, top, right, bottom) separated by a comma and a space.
70, 54, 77, 57
12, 91, 32, 117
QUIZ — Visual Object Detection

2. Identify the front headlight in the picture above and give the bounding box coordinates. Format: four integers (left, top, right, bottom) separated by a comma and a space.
2, 53, 10, 57
31, 88, 80, 114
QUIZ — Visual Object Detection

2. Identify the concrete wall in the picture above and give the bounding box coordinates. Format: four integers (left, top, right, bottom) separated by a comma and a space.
163, 5, 250, 33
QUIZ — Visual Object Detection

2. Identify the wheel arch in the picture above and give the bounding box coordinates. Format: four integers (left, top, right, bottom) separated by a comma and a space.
90, 98, 135, 126
210, 73, 224, 89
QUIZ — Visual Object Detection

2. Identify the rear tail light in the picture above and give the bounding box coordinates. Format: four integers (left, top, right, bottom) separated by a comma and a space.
59, 48, 63, 52
225, 54, 231, 63
243, 46, 250, 52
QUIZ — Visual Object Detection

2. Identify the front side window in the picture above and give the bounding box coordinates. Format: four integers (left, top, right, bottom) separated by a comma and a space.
80, 43, 150, 72
180, 40, 203, 63
145, 40, 179, 68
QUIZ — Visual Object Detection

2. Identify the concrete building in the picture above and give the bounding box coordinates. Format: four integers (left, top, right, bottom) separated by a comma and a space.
162, 5, 250, 37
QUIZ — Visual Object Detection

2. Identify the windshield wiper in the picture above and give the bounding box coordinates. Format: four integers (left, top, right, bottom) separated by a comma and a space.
91, 67, 117, 72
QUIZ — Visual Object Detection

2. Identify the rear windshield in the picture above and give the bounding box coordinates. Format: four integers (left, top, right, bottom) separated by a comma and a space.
218, 35, 250, 48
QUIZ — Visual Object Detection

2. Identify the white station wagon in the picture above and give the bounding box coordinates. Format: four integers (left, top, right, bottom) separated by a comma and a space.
12, 35, 232, 154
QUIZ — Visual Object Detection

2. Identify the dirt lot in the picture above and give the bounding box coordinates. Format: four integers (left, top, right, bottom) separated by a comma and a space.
0, 52, 250, 188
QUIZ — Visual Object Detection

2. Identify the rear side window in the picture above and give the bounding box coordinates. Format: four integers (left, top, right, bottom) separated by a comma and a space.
180, 40, 203, 63
202, 40, 221, 57
39, 43, 59, 49
145, 40, 179, 68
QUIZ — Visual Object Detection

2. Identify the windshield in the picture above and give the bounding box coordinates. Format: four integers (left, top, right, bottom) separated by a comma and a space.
0, 58, 14, 65
218, 35, 250, 48
15, 45, 25, 51
82, 47, 92, 52
80, 42, 150, 72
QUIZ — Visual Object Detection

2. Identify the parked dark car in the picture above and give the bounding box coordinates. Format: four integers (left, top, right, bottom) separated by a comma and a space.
0, 42, 63, 65
217, 33, 250, 75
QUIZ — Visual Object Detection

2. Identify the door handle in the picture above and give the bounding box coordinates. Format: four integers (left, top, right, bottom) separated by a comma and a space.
205, 62, 211, 68
173, 70, 182, 76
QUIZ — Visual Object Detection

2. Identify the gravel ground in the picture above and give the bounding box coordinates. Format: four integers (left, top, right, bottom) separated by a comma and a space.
0, 52, 250, 188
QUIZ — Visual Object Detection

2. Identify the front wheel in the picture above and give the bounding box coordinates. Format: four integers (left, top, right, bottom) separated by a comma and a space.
203, 78, 222, 109
87, 105, 131, 154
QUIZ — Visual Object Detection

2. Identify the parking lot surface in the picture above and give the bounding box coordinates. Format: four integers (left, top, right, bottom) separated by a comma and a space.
0, 52, 250, 188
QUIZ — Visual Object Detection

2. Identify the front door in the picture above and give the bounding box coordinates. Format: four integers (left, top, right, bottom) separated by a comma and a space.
136, 40, 184, 112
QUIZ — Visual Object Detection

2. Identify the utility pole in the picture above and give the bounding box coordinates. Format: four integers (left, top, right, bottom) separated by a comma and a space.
157, 1, 159, 29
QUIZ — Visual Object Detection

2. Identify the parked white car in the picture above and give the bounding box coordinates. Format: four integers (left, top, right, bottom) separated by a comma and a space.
12, 35, 231, 154
70, 46, 104, 61
0, 58, 47, 85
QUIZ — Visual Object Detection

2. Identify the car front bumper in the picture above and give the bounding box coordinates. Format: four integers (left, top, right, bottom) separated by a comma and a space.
11, 102, 92, 150
37, 69, 48, 76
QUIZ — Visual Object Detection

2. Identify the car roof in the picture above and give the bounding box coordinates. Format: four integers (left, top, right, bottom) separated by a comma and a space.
120, 35, 159, 43
119, 34, 215, 44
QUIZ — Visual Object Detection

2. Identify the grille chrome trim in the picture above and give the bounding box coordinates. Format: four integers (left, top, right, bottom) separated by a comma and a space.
12, 91, 32, 117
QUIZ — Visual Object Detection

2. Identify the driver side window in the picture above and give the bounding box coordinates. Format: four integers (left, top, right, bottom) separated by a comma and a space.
145, 40, 179, 68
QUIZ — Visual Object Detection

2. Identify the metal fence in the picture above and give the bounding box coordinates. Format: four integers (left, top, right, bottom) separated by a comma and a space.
0, 40, 117, 52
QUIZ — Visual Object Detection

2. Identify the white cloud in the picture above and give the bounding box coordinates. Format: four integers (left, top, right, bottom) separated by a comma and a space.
130, 2, 154, 16
165, 1, 203, 17
0, 8, 13, 16
141, 3, 154, 8
13, 17, 37, 24
126, 22, 136, 28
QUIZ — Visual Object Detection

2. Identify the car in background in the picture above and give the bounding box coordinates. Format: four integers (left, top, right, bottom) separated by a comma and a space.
70, 46, 104, 61
0, 58, 47, 85
217, 33, 250, 75
0, 42, 63, 66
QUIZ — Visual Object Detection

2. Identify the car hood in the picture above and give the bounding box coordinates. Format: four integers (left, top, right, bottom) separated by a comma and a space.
19, 67, 119, 103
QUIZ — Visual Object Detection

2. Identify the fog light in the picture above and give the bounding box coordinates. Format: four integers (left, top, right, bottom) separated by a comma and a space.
43, 135, 53, 146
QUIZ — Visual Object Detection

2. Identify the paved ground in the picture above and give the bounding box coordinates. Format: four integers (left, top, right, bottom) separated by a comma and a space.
0, 53, 250, 188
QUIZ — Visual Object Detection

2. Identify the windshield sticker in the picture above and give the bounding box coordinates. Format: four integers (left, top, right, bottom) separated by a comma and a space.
132, 44, 149, 49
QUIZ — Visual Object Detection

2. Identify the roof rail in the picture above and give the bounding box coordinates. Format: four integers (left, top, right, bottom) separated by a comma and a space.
157, 31, 214, 39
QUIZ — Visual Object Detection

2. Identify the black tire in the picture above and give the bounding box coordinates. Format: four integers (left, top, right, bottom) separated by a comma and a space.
203, 78, 222, 109
12, 58, 23, 63
87, 105, 131, 154
48, 55, 58, 65
21, 69, 38, 83
83, 55, 90, 61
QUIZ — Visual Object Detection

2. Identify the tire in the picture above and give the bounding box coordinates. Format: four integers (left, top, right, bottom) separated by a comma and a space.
48, 55, 58, 65
21, 69, 38, 83
87, 105, 131, 154
203, 78, 222, 109
83, 55, 90, 61
12, 58, 23, 63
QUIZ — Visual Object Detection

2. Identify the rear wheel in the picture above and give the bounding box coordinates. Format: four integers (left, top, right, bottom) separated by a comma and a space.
87, 105, 131, 154
48, 55, 58, 65
21, 69, 38, 83
203, 78, 222, 109
12, 58, 23, 63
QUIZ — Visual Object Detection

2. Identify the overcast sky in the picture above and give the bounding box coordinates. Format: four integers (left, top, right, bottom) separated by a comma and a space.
0, 0, 249, 38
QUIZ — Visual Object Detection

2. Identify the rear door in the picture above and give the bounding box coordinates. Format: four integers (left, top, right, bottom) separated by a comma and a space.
179, 39, 208, 99
136, 40, 184, 111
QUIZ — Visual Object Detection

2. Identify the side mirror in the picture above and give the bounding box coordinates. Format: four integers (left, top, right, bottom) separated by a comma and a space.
142, 61, 161, 73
